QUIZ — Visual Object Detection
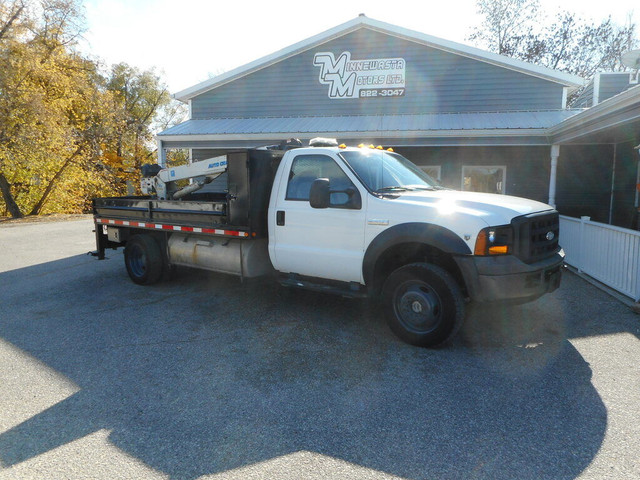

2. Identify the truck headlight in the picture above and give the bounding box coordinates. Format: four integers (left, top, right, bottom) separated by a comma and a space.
474, 225, 513, 256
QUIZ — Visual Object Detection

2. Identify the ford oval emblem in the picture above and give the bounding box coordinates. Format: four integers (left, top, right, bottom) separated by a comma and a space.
546, 231, 555, 241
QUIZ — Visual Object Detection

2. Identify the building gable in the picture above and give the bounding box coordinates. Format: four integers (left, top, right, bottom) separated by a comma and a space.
190, 27, 571, 119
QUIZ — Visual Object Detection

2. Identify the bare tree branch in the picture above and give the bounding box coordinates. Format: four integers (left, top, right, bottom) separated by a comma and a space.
0, 0, 25, 42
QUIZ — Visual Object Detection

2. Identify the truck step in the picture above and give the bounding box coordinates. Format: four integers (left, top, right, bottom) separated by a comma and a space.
278, 274, 368, 298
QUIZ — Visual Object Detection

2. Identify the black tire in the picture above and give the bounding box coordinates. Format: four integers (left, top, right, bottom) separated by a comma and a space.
124, 234, 164, 285
382, 263, 464, 347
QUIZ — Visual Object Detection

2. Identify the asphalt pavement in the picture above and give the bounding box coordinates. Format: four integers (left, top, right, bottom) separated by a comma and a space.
0, 217, 638, 479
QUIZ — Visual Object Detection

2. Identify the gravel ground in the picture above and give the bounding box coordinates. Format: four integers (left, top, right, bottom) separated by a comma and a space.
0, 218, 638, 480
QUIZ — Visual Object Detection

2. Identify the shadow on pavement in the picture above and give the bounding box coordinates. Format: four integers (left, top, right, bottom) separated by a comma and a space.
1, 254, 633, 479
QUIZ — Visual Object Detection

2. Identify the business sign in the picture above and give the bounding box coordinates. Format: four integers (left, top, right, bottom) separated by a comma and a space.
313, 51, 406, 99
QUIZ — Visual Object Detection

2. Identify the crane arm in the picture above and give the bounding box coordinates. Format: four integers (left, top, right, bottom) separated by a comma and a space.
141, 156, 228, 200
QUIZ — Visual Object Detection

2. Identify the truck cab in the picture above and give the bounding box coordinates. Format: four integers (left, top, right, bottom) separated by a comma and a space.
265, 144, 563, 346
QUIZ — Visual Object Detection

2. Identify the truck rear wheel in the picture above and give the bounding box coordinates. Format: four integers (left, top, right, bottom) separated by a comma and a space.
382, 263, 464, 347
124, 234, 164, 285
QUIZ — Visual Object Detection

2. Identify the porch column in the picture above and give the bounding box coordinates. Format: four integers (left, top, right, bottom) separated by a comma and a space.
157, 139, 167, 167
548, 144, 560, 208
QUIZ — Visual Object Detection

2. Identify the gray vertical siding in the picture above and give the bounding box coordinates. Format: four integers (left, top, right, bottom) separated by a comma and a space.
556, 145, 615, 223
192, 149, 229, 161
611, 141, 639, 228
599, 73, 633, 103
191, 28, 566, 119
572, 73, 632, 108
191, 149, 229, 192
571, 83, 594, 108
395, 146, 552, 203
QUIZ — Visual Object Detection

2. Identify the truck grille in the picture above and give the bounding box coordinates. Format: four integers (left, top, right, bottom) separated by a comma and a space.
512, 211, 560, 264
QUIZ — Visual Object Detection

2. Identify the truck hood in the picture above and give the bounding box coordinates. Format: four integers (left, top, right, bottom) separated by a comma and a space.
389, 189, 554, 226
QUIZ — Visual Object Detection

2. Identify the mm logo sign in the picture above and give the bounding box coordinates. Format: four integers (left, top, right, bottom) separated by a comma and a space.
313, 51, 406, 99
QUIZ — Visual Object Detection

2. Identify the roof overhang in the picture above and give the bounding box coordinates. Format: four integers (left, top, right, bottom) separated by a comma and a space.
159, 134, 553, 150
174, 16, 584, 103
157, 110, 582, 149
549, 85, 640, 144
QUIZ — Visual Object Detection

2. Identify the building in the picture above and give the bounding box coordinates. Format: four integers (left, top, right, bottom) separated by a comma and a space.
158, 15, 640, 228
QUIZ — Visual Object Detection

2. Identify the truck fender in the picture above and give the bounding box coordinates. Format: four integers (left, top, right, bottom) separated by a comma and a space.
362, 222, 471, 287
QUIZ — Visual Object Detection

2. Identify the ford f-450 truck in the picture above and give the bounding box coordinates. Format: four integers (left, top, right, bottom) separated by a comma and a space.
93, 139, 563, 347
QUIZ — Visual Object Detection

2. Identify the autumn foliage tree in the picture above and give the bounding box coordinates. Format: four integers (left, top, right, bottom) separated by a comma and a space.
0, 0, 181, 218
102, 63, 172, 195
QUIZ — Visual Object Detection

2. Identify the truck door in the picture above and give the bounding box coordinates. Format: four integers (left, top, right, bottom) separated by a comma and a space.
270, 153, 366, 283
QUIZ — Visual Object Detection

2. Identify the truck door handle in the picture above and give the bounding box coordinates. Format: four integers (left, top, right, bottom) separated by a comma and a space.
276, 210, 285, 226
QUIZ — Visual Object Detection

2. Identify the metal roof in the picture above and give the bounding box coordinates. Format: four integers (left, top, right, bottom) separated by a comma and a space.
158, 110, 584, 139
174, 16, 584, 102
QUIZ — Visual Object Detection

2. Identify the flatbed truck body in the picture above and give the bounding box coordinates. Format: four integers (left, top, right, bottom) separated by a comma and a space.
93, 141, 563, 347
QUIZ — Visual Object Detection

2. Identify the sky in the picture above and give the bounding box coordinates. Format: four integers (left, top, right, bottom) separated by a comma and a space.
80, 0, 638, 95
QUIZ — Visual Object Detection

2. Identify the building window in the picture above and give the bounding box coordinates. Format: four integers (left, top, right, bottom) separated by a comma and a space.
462, 165, 506, 194
420, 165, 441, 182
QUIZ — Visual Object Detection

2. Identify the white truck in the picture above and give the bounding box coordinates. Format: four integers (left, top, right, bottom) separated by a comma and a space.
92, 139, 563, 347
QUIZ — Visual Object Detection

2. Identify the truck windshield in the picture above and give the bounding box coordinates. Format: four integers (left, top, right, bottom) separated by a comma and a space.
339, 150, 442, 193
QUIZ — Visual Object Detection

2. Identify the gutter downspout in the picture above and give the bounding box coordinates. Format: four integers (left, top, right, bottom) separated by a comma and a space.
548, 144, 560, 208
609, 144, 617, 225
593, 73, 601, 106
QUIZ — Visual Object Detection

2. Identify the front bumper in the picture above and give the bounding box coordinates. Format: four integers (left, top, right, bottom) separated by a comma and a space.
455, 249, 565, 304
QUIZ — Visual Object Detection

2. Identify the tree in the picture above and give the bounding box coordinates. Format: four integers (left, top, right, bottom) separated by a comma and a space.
0, 1, 180, 218
0, 0, 29, 217
101, 63, 174, 196
468, 0, 639, 78
468, 0, 541, 57
0, 0, 26, 42
0, 0, 93, 218
153, 95, 189, 168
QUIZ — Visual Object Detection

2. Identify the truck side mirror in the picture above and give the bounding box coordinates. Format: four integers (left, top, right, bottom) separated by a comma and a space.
309, 178, 331, 209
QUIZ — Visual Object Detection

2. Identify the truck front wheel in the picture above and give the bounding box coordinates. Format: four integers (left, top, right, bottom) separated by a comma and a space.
124, 234, 164, 285
382, 263, 464, 347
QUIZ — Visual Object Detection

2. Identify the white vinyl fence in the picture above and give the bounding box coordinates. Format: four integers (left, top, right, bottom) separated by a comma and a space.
560, 215, 640, 302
